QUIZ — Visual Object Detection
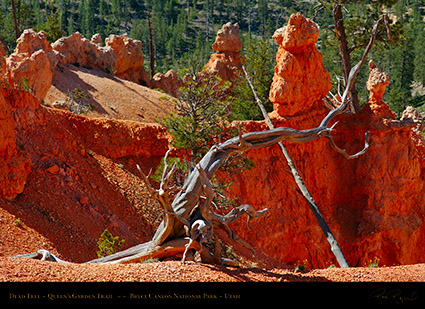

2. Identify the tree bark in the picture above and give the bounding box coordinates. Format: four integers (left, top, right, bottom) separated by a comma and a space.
333, 3, 360, 113
147, 11, 155, 79
11, 0, 20, 40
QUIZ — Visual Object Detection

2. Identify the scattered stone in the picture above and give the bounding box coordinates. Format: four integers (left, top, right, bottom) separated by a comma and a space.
79, 197, 89, 206
47, 165, 59, 175
52, 100, 69, 110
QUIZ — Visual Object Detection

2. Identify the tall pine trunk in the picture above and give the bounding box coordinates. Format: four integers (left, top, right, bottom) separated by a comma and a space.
333, 3, 360, 113
147, 11, 155, 79
11, 0, 20, 39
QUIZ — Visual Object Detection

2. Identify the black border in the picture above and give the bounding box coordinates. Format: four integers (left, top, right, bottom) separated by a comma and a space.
2, 282, 425, 305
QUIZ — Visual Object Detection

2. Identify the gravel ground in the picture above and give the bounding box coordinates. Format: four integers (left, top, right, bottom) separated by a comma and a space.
2, 257, 425, 305
2, 257, 425, 282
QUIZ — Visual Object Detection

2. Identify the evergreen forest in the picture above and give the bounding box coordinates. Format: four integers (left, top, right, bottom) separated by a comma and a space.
1, 0, 425, 115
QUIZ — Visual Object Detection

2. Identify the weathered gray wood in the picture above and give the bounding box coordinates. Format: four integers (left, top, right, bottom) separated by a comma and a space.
15, 95, 368, 265
14, 249, 69, 263
88, 238, 200, 264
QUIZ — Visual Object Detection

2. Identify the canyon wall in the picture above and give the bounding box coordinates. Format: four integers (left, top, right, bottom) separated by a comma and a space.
0, 88, 31, 200
225, 13, 425, 268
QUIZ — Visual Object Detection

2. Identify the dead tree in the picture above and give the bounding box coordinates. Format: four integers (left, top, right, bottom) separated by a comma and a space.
15, 97, 367, 265
15, 15, 389, 267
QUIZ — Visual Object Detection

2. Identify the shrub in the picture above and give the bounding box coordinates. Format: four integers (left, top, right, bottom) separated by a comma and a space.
66, 87, 96, 115
96, 229, 125, 258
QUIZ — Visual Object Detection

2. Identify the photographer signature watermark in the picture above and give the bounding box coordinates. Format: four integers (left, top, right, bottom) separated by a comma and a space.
369, 288, 418, 304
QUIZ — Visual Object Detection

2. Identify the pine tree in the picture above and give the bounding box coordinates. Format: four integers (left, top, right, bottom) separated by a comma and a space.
59, 0, 68, 33
383, 3, 416, 114
161, 73, 235, 161
413, 4, 425, 87
111, 0, 122, 30
67, 13, 75, 35
81, 0, 94, 38
36, 5, 65, 42
232, 38, 275, 120
314, 0, 401, 112
386, 44, 415, 114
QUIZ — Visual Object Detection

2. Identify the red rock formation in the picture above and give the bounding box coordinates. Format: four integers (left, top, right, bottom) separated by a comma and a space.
104, 34, 151, 86
52, 32, 150, 86
3, 30, 151, 102
4, 30, 56, 100
0, 85, 169, 261
212, 22, 243, 52
52, 32, 115, 71
365, 60, 394, 119
223, 13, 425, 269
14, 29, 53, 55
0, 88, 31, 200
90, 33, 102, 46
269, 13, 331, 118
205, 22, 243, 82
2, 16, 425, 269
0, 42, 7, 83
151, 69, 183, 97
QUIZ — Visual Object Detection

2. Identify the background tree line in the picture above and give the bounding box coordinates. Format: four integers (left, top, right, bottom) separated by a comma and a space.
0, 0, 424, 116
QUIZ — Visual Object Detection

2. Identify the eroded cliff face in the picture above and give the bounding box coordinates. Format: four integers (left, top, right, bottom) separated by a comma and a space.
0, 89, 31, 200
0, 85, 169, 261
224, 13, 425, 268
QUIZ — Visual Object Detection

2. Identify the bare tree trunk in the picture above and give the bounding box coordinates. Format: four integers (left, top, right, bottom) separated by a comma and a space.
11, 0, 20, 40
333, 3, 360, 113
205, 0, 210, 42
147, 11, 155, 79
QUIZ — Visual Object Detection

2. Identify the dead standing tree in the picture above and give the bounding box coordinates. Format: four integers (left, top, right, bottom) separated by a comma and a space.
16, 15, 388, 267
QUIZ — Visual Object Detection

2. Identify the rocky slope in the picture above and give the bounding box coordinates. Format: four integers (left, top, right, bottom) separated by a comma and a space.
45, 63, 176, 123
0, 33, 176, 262
0, 86, 173, 262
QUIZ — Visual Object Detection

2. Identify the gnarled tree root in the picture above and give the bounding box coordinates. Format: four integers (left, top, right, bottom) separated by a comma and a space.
15, 238, 201, 264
